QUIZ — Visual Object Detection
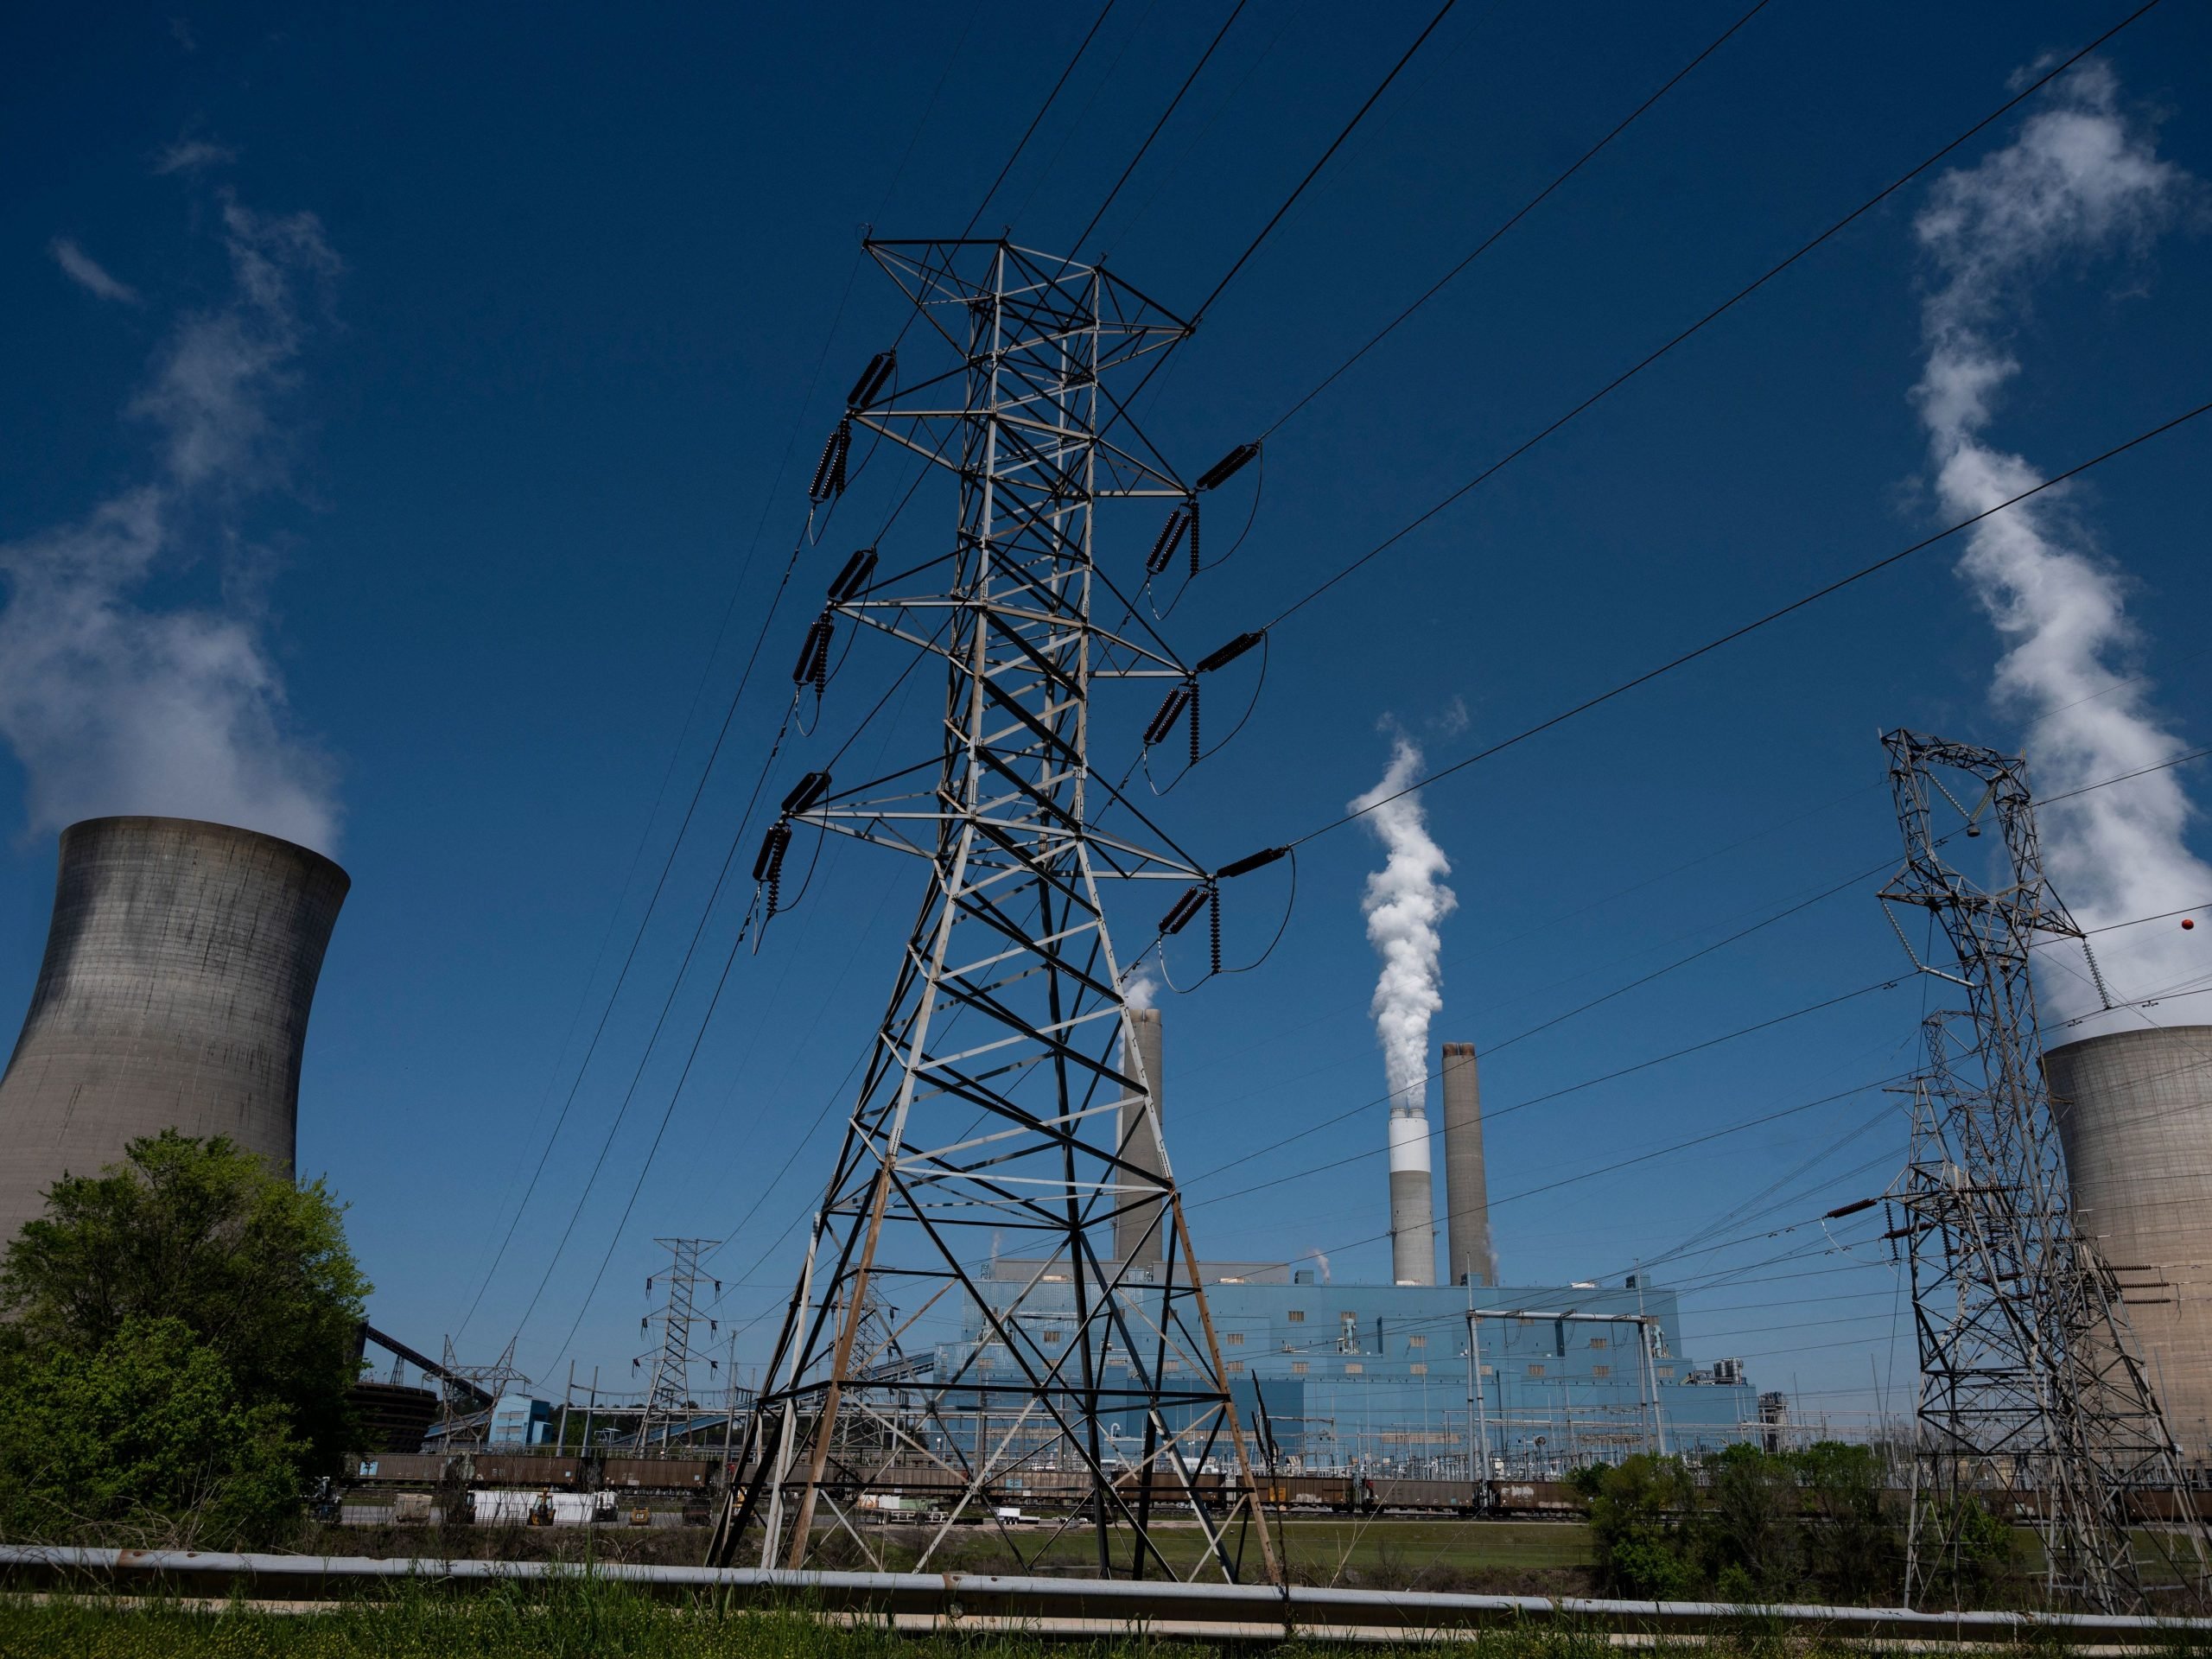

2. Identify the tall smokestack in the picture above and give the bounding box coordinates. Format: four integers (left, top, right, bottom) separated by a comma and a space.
1116, 1007, 1167, 1275
1388, 1106, 1436, 1285
0, 816, 349, 1245
1440, 1042, 1497, 1287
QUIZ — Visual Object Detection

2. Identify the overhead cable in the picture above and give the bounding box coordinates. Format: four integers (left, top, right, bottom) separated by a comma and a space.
1258, 0, 1776, 441
1277, 396, 2212, 849
1253, 0, 2164, 631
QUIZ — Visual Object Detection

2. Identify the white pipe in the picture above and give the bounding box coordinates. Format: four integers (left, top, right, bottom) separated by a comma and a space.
6, 1547, 2209, 1636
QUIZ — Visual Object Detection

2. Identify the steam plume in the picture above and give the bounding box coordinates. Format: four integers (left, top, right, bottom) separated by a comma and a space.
0, 194, 340, 852
1914, 63, 2208, 1034
1351, 734, 1457, 1110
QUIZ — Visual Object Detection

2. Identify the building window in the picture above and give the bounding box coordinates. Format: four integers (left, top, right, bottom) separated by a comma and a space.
1592, 1364, 1611, 1378
1588, 1337, 1607, 1350
1516, 1317, 1535, 1326
1408, 1335, 1427, 1349
1527, 1364, 1546, 1377
1656, 1367, 1675, 1380
1290, 1361, 1308, 1375
1479, 1364, 1494, 1377
1226, 1332, 1244, 1345
1043, 1331, 1064, 1344
1287, 1310, 1305, 1324
1164, 1358, 1179, 1372
1344, 1363, 1363, 1375
1227, 1360, 1245, 1374
1409, 1363, 1427, 1376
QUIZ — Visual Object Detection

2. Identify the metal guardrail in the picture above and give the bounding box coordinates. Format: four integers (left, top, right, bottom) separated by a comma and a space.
4, 1547, 2211, 1643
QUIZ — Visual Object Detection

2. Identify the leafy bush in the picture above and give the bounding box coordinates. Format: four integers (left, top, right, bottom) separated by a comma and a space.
1579, 1444, 1905, 1606
0, 1315, 305, 1545
1581, 1453, 1698, 1599
0, 1130, 369, 1477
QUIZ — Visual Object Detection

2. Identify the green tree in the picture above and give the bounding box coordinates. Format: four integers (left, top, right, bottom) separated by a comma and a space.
1584, 1453, 1700, 1599
1700, 1443, 1801, 1600
1790, 1440, 1901, 1604
0, 1316, 305, 1546
0, 1132, 370, 1475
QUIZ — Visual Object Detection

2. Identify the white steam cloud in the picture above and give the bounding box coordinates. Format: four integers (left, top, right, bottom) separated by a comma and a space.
1915, 62, 2208, 1035
1351, 733, 1457, 1111
1122, 964, 1159, 1013
50, 238, 140, 305
0, 194, 341, 852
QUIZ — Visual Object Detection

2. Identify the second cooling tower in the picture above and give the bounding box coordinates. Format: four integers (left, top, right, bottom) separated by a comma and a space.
0, 816, 350, 1246
2045, 1025, 2212, 1465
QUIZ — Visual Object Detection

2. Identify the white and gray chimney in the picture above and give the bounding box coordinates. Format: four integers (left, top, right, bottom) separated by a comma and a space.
1388, 1100, 1436, 1286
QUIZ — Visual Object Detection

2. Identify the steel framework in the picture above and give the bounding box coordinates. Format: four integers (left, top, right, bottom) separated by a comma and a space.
709, 240, 1274, 1583
637, 1236, 719, 1449
435, 1338, 525, 1448
1878, 728, 2208, 1611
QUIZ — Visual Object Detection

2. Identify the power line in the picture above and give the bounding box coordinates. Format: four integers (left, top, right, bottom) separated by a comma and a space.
1189, 0, 1459, 326
450, 261, 870, 1337
1185, 979, 1905, 1213
1259, 0, 1775, 441
960, 3, 1121, 239
1066, 0, 1249, 260
1276, 396, 2211, 850
1255, 0, 2164, 632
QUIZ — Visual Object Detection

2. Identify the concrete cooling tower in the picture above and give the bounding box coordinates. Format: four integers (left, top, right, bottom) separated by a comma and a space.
2044, 1026, 2212, 1466
0, 817, 350, 1246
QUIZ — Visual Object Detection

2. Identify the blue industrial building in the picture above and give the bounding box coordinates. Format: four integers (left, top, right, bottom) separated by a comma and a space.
944, 1260, 1760, 1478
487, 1393, 555, 1447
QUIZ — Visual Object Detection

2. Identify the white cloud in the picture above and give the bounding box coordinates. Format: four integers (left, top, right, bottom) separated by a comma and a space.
153, 138, 236, 175
0, 194, 342, 853
49, 238, 140, 304
1913, 62, 2205, 1035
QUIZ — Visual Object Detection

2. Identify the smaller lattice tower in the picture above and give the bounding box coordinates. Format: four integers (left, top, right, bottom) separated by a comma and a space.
636, 1237, 719, 1450
1878, 729, 2208, 1611
438, 1337, 525, 1447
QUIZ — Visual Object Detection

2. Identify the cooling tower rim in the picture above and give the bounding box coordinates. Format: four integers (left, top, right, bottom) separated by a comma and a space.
2044, 1024, 2212, 1062
60, 815, 351, 893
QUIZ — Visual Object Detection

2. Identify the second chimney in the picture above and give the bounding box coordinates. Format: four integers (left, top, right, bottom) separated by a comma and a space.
1116, 1008, 1168, 1275
1441, 1041, 1497, 1287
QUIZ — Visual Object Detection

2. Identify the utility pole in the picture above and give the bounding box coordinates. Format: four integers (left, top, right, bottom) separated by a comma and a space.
636, 1237, 719, 1452
709, 238, 1274, 1585
1878, 728, 2209, 1611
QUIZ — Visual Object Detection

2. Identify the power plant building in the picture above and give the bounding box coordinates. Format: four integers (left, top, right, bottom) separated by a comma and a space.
948, 1021, 1760, 1471
0, 816, 349, 1245
2045, 1025, 2212, 1466
949, 1263, 1759, 1473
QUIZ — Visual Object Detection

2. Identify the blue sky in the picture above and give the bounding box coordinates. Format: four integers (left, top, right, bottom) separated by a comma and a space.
4, 2, 2209, 1422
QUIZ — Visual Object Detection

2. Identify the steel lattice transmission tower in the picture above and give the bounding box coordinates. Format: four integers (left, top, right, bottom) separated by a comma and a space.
709, 239, 1276, 1584
1878, 728, 2208, 1611
437, 1337, 524, 1447
637, 1236, 719, 1450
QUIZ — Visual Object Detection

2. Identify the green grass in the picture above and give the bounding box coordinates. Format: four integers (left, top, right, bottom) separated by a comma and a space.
0, 1587, 1628, 1659
304, 1517, 1597, 1594
974, 1520, 1592, 1588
